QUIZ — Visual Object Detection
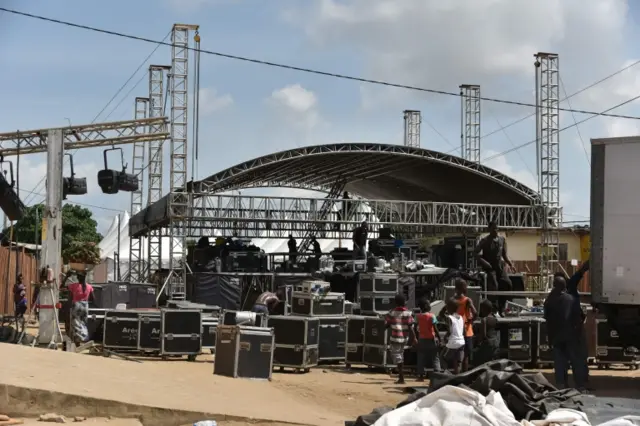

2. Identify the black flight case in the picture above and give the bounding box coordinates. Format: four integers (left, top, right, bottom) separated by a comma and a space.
318, 316, 347, 362
103, 310, 140, 352
213, 325, 274, 380
268, 315, 319, 373
345, 315, 366, 367
160, 309, 202, 361
137, 310, 162, 353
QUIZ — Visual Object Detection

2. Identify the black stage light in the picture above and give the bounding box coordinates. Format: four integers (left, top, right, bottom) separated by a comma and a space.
97, 147, 139, 194
0, 156, 25, 221
62, 154, 88, 199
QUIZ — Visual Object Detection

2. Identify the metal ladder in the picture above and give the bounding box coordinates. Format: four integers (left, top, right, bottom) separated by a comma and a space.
168, 261, 191, 300
297, 180, 346, 258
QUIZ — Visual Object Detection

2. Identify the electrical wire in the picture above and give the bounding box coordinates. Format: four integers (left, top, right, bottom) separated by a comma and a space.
482, 92, 640, 163
480, 59, 640, 141
21, 27, 171, 206
559, 76, 591, 166
3, 7, 640, 122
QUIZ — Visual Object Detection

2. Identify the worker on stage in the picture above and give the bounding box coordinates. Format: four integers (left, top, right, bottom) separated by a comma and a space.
352, 220, 368, 260
474, 221, 514, 316
288, 234, 298, 264
310, 235, 322, 271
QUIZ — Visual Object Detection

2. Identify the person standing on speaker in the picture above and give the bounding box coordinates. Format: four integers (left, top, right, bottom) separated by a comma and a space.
287, 234, 298, 265
474, 221, 514, 316
352, 220, 368, 260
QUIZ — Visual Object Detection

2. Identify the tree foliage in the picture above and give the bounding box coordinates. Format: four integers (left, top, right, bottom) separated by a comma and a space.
3, 204, 103, 263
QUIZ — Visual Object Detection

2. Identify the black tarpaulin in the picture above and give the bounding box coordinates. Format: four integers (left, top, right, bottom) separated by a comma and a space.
192, 263, 240, 310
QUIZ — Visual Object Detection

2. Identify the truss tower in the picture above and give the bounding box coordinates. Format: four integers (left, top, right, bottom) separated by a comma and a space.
460, 85, 481, 163
167, 24, 199, 300
128, 97, 149, 282
147, 65, 171, 279
403, 110, 421, 148
535, 52, 561, 279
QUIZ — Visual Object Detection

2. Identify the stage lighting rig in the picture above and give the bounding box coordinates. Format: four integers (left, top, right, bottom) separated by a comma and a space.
62, 154, 87, 200
0, 155, 25, 221
97, 147, 139, 194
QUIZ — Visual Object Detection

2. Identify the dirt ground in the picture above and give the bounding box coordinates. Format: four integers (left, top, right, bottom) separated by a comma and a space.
2, 341, 639, 425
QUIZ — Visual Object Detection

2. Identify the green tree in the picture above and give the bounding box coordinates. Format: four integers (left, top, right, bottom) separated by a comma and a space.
3, 204, 103, 259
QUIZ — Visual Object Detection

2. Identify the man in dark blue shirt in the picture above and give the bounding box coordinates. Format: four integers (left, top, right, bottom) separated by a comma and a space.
544, 272, 587, 391
560, 261, 591, 388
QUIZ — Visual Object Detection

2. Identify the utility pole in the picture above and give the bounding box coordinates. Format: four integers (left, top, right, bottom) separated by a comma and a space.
0, 117, 169, 344
38, 129, 64, 345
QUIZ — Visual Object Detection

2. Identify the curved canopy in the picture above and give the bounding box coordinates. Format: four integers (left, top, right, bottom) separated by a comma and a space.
199, 143, 539, 205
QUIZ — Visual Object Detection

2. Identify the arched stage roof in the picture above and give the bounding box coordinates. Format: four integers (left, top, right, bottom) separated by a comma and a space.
199, 143, 539, 205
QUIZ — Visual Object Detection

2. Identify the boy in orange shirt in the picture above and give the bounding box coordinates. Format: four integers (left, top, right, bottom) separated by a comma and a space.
415, 299, 441, 381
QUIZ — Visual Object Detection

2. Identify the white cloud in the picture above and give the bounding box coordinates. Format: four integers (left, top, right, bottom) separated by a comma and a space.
199, 88, 233, 115
290, 0, 634, 111
267, 84, 323, 132
483, 149, 538, 190
606, 117, 640, 138
270, 84, 318, 113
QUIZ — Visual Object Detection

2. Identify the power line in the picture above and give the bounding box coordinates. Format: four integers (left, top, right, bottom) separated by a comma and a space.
18, 187, 126, 213
22, 28, 170, 206
482, 92, 640, 163
3, 7, 640, 122
480, 58, 640, 140
559, 76, 590, 166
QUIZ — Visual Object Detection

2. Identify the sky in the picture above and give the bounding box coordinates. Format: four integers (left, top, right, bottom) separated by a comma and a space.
2, 0, 640, 234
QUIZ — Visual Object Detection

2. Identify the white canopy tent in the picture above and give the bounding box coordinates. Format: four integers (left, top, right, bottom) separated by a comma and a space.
95, 211, 182, 282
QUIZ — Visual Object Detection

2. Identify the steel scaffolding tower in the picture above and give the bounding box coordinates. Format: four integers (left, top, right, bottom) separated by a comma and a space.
460, 85, 481, 163
168, 24, 199, 300
147, 65, 171, 279
128, 97, 149, 282
535, 53, 561, 278
403, 110, 421, 148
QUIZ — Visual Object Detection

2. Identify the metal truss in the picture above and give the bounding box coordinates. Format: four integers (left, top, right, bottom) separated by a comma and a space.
0, 117, 169, 156
460, 85, 481, 163
403, 110, 421, 148
535, 52, 561, 278
147, 65, 171, 280
128, 97, 149, 283
162, 194, 547, 240
168, 24, 199, 300
197, 143, 540, 202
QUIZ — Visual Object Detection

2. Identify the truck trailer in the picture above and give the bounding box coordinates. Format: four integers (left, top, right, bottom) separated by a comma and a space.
590, 136, 640, 349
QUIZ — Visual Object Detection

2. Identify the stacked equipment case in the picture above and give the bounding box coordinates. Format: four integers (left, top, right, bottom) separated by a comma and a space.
213, 325, 274, 380
362, 316, 394, 369
291, 291, 345, 316
345, 316, 366, 367
358, 273, 398, 314
268, 316, 320, 372
318, 316, 347, 362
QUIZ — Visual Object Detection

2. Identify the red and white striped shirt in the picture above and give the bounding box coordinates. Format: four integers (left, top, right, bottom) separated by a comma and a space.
385, 307, 414, 344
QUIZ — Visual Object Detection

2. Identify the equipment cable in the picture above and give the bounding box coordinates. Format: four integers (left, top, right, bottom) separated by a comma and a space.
2, 7, 640, 121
